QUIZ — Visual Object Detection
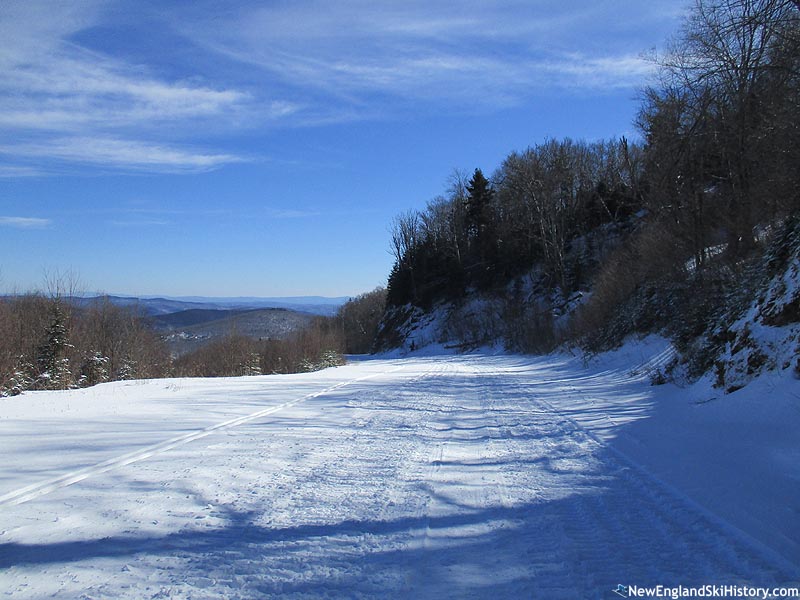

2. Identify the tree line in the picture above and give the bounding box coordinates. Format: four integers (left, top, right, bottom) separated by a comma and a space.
0, 286, 387, 396
386, 137, 643, 309
173, 287, 386, 378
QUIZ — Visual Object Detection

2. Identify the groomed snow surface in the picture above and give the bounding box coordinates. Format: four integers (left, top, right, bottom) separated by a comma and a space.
1, 339, 798, 599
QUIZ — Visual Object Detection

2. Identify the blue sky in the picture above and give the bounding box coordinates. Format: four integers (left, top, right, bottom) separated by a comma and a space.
0, 0, 685, 297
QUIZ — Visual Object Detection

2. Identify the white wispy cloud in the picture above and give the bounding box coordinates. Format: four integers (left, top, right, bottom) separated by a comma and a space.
0, 2, 261, 174
184, 0, 672, 113
0, 216, 52, 229
0, 137, 245, 174
0, 0, 680, 175
535, 53, 656, 89
0, 165, 45, 178
0, 56, 250, 132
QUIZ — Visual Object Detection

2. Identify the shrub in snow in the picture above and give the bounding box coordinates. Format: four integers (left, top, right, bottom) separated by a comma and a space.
319, 350, 344, 368
0, 357, 34, 397
116, 358, 138, 381
79, 351, 110, 387
299, 350, 344, 373
36, 357, 74, 391
298, 359, 315, 373
240, 352, 262, 376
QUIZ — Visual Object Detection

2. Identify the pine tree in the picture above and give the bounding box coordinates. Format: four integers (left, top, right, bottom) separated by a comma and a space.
116, 357, 137, 380
1, 356, 34, 397
36, 303, 73, 390
465, 168, 493, 242
464, 168, 497, 283
79, 351, 110, 387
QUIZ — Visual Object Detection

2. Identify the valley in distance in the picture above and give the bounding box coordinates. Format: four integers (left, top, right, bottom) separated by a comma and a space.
76, 294, 349, 356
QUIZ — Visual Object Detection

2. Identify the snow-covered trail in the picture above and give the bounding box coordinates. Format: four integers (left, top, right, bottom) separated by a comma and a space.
0, 351, 797, 598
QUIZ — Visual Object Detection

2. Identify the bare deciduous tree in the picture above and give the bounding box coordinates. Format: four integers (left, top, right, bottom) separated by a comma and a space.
645, 0, 800, 254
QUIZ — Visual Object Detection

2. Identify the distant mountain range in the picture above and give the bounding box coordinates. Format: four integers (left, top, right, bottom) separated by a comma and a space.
0, 294, 350, 356
72, 295, 349, 317
150, 307, 318, 356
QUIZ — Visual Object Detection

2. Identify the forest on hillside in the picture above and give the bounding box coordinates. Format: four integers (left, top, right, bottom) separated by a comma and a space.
379, 0, 800, 386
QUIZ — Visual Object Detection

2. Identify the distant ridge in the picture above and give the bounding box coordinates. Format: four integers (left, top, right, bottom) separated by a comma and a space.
152, 307, 318, 356
150, 295, 350, 306
71, 295, 349, 317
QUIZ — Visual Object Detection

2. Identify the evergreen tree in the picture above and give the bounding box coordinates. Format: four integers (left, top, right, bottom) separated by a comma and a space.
465, 168, 494, 243
36, 303, 73, 390
464, 168, 497, 283
116, 357, 138, 380
1, 356, 34, 397
79, 351, 109, 387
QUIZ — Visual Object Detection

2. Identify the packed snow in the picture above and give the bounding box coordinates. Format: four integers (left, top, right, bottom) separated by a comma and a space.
0, 340, 798, 598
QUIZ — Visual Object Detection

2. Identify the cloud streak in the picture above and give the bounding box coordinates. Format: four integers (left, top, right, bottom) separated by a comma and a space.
0, 216, 52, 229
185, 0, 668, 113
0, 2, 258, 174
0, 137, 245, 174
0, 1, 679, 175
0, 165, 44, 178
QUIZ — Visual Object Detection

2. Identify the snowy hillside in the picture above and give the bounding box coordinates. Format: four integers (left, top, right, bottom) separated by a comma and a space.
0, 343, 797, 598
705, 232, 800, 393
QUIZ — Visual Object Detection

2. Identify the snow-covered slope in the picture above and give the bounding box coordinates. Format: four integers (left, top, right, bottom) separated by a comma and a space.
0, 347, 797, 598
708, 248, 800, 393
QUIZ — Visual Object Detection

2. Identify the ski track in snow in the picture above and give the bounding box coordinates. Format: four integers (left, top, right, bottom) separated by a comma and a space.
0, 354, 797, 599
0, 366, 405, 508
